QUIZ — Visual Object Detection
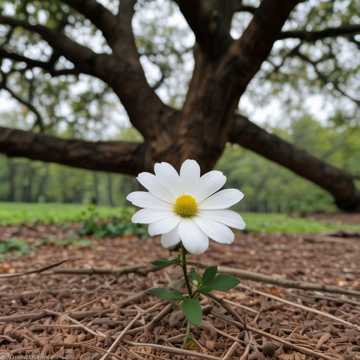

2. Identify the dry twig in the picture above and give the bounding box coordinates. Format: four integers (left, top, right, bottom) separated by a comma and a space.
0, 309, 111, 323
127, 303, 173, 335
222, 341, 238, 360
0, 258, 79, 279
214, 313, 339, 360
238, 284, 360, 331
125, 340, 220, 360
45, 309, 106, 338
239, 338, 252, 360
100, 312, 142, 360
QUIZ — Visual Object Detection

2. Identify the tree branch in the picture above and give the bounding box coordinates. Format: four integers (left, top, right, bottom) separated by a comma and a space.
231, 1, 257, 14
227, 0, 299, 95
0, 11, 171, 139
229, 114, 360, 211
0, 15, 100, 76
0, 73, 45, 131
278, 24, 360, 41
0, 126, 147, 175
96, 0, 172, 138
0, 48, 79, 77
173, 0, 232, 58
59, 0, 117, 45
293, 49, 360, 106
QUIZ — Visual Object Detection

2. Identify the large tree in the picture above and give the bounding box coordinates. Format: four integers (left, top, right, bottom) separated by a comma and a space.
0, 0, 359, 211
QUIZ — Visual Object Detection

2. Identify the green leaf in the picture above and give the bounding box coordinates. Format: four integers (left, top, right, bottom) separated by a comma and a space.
189, 269, 201, 284
152, 258, 177, 269
202, 266, 218, 284
148, 288, 183, 300
181, 298, 202, 326
206, 274, 240, 292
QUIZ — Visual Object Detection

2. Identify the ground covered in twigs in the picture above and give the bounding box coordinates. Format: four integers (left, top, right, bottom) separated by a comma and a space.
0, 223, 360, 359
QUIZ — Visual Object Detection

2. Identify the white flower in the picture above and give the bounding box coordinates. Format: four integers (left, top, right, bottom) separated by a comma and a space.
127, 159, 245, 255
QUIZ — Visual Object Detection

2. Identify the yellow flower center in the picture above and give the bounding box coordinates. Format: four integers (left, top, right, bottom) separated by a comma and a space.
174, 194, 198, 218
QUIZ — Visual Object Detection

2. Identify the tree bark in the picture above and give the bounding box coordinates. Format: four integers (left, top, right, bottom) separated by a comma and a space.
0, 127, 148, 175
21, 163, 34, 202
6, 158, 17, 201
230, 115, 360, 212
34, 164, 50, 202
107, 174, 114, 207
92, 172, 100, 205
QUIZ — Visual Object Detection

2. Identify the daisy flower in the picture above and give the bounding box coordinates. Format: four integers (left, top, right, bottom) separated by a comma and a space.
127, 159, 245, 254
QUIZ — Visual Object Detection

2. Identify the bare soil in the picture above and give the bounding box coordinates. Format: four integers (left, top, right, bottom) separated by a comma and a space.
0, 222, 359, 359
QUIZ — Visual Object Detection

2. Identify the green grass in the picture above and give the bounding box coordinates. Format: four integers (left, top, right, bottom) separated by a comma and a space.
0, 202, 359, 234
0, 202, 120, 225
242, 213, 360, 234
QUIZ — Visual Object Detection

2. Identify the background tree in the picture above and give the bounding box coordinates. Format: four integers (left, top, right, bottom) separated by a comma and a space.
0, 0, 359, 211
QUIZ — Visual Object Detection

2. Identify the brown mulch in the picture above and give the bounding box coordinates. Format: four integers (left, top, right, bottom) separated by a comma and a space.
0, 225, 360, 359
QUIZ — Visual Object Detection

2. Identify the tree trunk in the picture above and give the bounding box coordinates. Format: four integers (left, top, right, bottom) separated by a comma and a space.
175, 50, 240, 169
21, 162, 34, 202
92, 172, 100, 205
107, 173, 114, 206
34, 164, 50, 202
6, 158, 17, 202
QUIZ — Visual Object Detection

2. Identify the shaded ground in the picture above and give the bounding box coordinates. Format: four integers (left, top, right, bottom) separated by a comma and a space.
310, 212, 360, 226
0, 221, 360, 359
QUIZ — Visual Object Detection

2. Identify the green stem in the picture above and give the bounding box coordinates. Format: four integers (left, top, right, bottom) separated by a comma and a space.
181, 245, 193, 297
183, 320, 192, 348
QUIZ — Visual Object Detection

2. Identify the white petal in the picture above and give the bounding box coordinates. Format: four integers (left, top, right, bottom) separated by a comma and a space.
180, 159, 201, 179
200, 189, 244, 209
132, 209, 172, 224
137, 172, 173, 202
194, 217, 235, 244
127, 191, 171, 210
154, 162, 182, 197
196, 170, 226, 202
154, 162, 179, 179
148, 215, 180, 236
199, 210, 246, 230
161, 226, 181, 248
178, 219, 209, 255
180, 159, 201, 194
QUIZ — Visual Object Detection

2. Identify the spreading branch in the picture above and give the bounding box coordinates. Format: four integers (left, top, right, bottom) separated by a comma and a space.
292, 48, 360, 105
0, 12, 169, 138
227, 0, 299, 95
233, 4, 257, 14
0, 126, 147, 175
278, 24, 360, 41
0, 15, 101, 76
229, 114, 360, 211
0, 48, 79, 77
0, 70, 45, 130
100, 0, 173, 137
59, 0, 117, 45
